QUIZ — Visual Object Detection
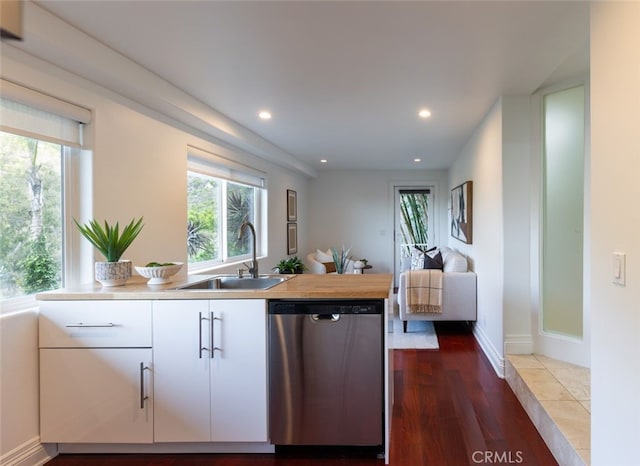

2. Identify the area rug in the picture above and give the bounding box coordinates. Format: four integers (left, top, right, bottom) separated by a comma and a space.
388, 317, 439, 349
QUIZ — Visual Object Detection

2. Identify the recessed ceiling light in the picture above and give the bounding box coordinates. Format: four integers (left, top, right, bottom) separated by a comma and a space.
320, 159, 327, 163
418, 109, 431, 119
414, 158, 422, 163
258, 110, 272, 120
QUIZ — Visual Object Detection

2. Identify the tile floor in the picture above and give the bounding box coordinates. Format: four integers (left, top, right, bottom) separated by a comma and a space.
506, 354, 590, 466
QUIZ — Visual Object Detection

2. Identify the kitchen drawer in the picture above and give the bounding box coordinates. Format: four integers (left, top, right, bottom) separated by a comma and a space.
39, 300, 152, 348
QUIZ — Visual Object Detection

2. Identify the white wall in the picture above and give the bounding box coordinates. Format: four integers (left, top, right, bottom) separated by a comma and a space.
590, 3, 640, 464
447, 95, 532, 374
0, 310, 56, 465
449, 99, 505, 375
307, 169, 449, 276
501, 96, 533, 355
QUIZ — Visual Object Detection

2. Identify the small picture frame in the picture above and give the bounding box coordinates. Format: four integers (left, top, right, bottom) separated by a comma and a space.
287, 189, 297, 222
287, 223, 298, 255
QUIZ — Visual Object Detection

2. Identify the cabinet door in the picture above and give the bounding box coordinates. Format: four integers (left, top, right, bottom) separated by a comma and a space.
210, 299, 267, 442
153, 300, 211, 442
40, 348, 152, 443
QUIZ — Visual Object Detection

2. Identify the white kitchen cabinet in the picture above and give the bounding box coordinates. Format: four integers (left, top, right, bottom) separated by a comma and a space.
39, 300, 153, 443
40, 348, 152, 443
153, 299, 267, 443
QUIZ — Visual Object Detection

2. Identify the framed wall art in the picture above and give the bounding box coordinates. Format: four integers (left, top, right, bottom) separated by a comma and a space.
287, 189, 297, 222
451, 181, 473, 244
287, 223, 298, 255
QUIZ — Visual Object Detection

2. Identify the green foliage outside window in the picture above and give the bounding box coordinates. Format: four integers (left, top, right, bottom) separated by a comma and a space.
400, 192, 429, 255
226, 183, 253, 257
21, 234, 58, 294
187, 174, 256, 265
0, 132, 62, 299
187, 174, 218, 262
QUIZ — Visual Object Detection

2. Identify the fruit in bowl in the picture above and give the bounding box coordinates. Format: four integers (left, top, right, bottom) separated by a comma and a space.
135, 262, 183, 285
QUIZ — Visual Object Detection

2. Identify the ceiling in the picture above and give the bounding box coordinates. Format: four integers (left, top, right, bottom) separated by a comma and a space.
35, 1, 590, 172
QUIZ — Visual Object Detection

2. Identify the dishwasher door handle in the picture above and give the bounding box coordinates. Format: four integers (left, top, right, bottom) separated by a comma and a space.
311, 313, 341, 322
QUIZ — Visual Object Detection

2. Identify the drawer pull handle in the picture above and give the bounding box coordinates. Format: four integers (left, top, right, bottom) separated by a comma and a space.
65, 323, 115, 328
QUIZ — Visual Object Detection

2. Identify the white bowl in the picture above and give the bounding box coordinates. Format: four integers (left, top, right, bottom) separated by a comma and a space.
135, 262, 183, 285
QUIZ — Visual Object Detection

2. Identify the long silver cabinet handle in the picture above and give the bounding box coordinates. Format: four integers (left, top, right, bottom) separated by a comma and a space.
199, 312, 210, 359
211, 312, 222, 358
139, 362, 150, 409
65, 323, 115, 328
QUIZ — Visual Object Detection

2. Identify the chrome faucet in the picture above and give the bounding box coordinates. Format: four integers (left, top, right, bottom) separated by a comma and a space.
238, 220, 258, 278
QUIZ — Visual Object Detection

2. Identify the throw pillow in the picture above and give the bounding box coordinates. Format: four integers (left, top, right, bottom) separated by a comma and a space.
423, 248, 444, 270
410, 248, 425, 269
322, 262, 337, 273
316, 248, 333, 263
443, 250, 468, 272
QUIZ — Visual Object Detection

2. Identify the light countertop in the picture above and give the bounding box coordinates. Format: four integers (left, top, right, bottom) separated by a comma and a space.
36, 273, 394, 301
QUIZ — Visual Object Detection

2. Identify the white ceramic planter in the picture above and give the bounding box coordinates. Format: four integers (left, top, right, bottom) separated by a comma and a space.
95, 260, 132, 286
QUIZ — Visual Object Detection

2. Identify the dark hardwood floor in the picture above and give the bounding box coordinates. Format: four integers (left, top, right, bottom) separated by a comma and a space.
45, 322, 557, 466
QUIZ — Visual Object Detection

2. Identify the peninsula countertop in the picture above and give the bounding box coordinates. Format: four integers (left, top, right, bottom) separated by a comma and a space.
36, 273, 394, 301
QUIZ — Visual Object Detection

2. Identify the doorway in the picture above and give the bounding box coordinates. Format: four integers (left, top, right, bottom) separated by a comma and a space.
393, 186, 434, 287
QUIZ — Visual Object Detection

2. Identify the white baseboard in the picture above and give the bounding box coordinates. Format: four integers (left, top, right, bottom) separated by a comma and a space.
504, 333, 534, 355
0, 437, 56, 466
472, 324, 505, 378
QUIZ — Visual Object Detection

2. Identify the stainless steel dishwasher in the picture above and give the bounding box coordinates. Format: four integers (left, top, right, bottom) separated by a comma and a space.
268, 299, 383, 447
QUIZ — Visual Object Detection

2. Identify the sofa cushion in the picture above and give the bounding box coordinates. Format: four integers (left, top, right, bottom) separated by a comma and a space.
410, 248, 424, 269
322, 261, 337, 273
316, 248, 333, 263
411, 247, 445, 270
443, 250, 468, 272
423, 249, 444, 270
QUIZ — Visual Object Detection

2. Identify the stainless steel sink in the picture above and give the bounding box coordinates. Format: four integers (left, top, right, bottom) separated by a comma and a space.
172, 274, 293, 291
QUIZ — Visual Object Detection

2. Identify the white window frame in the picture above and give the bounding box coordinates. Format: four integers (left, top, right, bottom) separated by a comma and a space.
0, 81, 90, 314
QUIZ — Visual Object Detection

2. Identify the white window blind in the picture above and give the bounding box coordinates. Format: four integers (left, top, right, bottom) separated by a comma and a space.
187, 145, 266, 189
0, 79, 91, 147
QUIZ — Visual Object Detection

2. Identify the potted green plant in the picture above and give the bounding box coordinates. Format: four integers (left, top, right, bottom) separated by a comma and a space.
331, 245, 352, 274
75, 217, 144, 286
272, 256, 306, 274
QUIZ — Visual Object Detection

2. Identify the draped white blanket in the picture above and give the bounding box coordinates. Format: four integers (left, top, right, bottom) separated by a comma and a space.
406, 269, 443, 314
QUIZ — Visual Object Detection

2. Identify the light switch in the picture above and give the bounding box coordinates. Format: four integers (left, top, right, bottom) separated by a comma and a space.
613, 252, 626, 286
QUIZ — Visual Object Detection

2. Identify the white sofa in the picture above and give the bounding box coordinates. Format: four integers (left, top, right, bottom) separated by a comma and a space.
398, 247, 476, 331
306, 248, 355, 274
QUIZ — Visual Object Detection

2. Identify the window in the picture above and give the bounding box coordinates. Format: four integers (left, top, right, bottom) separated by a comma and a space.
542, 85, 585, 338
187, 146, 265, 271
0, 79, 90, 307
0, 132, 63, 298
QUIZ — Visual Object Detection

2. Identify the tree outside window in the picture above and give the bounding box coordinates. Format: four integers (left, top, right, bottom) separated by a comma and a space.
399, 190, 430, 255
0, 131, 63, 298
187, 172, 256, 268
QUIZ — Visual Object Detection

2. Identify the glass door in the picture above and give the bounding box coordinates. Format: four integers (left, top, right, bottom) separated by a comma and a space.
394, 187, 433, 286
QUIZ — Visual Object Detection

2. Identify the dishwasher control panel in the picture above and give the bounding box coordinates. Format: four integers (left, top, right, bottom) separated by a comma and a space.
268, 299, 383, 315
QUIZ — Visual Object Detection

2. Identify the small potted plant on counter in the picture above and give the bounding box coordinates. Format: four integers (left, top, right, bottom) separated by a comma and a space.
74, 217, 144, 286
272, 256, 306, 274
